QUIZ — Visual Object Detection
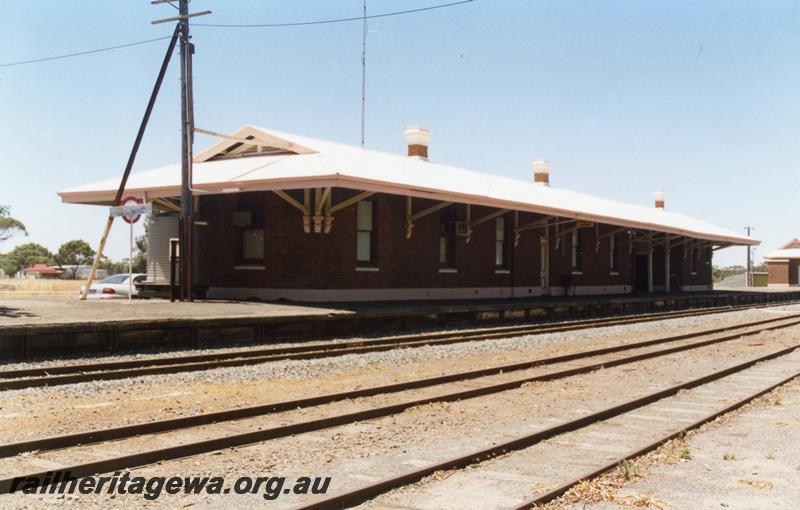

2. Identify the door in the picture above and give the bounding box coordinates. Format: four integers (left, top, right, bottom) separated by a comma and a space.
633, 254, 649, 292
540, 238, 550, 295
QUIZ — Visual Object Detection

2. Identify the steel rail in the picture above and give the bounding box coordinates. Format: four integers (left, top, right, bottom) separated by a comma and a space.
290, 344, 800, 510
4, 315, 798, 458
1, 301, 795, 390
0, 318, 798, 494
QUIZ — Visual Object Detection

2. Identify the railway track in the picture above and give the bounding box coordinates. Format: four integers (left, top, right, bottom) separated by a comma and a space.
0, 313, 798, 496
296, 344, 800, 510
1, 300, 796, 390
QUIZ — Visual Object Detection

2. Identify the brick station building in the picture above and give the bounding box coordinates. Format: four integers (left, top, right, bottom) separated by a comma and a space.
765, 238, 800, 287
59, 125, 757, 301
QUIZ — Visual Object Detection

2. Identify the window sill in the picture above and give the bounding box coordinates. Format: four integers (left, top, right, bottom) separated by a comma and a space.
355, 267, 380, 272
571, 271, 583, 275
234, 264, 266, 270
438, 268, 458, 274
609, 271, 620, 276
494, 269, 511, 274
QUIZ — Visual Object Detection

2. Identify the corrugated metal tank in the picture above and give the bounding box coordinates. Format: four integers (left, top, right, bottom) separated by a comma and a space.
146, 213, 179, 283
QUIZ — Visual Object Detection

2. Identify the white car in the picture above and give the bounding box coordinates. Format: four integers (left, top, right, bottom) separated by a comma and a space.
82, 274, 147, 299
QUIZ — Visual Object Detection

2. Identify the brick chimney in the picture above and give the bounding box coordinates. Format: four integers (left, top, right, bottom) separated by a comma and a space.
654, 190, 665, 209
403, 125, 431, 160
531, 159, 552, 186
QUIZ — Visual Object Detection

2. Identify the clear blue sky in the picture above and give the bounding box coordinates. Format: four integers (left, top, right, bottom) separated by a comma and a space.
2, 1, 798, 266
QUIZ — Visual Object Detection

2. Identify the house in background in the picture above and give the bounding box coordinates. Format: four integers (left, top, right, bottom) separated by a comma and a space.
22, 264, 63, 279
765, 237, 800, 287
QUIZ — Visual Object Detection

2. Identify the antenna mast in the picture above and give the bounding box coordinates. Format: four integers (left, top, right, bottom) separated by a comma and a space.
360, 0, 367, 147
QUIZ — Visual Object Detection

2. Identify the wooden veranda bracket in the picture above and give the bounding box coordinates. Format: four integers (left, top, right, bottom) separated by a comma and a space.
595, 226, 628, 253
273, 189, 311, 233
329, 191, 374, 214
653, 234, 680, 248
670, 237, 692, 250
405, 197, 452, 239
465, 208, 509, 243
154, 197, 181, 213
594, 223, 600, 253
513, 215, 564, 238
274, 188, 373, 234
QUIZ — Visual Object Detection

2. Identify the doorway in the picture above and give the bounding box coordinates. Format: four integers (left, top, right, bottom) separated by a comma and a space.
633, 254, 649, 292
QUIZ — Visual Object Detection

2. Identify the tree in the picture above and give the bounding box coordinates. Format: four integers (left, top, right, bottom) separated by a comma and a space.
99, 258, 128, 276
0, 205, 27, 242
0, 243, 53, 276
54, 240, 95, 279
132, 234, 147, 273
95, 236, 147, 276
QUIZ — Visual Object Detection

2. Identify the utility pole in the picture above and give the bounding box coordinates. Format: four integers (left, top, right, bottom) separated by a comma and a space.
178, 0, 192, 301
152, 1, 210, 301
744, 226, 754, 287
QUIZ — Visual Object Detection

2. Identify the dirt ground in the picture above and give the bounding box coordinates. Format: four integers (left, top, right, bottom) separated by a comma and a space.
547, 378, 800, 510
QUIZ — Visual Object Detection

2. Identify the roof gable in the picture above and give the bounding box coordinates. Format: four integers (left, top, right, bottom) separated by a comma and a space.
193, 125, 316, 163
780, 238, 800, 249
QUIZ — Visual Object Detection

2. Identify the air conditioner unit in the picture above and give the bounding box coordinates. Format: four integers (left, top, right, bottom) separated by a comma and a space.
232, 211, 252, 227
441, 221, 469, 237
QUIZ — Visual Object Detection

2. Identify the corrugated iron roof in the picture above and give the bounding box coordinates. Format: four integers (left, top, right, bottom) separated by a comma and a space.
59, 125, 758, 246
765, 249, 800, 260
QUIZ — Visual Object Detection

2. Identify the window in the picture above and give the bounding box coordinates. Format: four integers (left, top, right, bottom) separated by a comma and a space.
439, 236, 449, 264
100, 274, 129, 284
571, 229, 582, 271
439, 232, 456, 267
356, 200, 374, 263
243, 229, 264, 260
609, 233, 617, 271
438, 209, 457, 268
689, 244, 697, 273
495, 216, 507, 267
235, 192, 264, 263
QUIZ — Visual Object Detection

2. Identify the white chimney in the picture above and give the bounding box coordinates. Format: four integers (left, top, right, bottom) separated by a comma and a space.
531, 159, 552, 186
403, 125, 431, 160
654, 190, 665, 209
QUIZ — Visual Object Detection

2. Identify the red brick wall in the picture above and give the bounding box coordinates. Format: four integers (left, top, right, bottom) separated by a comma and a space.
195, 190, 706, 293
681, 246, 713, 287
768, 261, 789, 285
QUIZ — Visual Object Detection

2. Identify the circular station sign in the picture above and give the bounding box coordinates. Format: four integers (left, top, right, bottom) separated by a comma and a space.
121, 196, 143, 224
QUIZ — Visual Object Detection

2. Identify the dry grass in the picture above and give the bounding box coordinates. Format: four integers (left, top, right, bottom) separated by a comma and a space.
0, 278, 84, 299
738, 479, 774, 490
549, 477, 669, 509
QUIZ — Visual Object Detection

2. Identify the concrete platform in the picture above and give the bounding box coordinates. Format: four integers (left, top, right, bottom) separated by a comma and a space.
1, 289, 799, 361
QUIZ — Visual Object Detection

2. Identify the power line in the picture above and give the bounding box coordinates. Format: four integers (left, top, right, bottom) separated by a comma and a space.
193, 0, 474, 28
0, 0, 474, 69
0, 35, 173, 68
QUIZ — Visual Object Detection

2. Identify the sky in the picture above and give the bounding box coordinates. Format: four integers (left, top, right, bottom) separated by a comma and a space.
1, 0, 798, 267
